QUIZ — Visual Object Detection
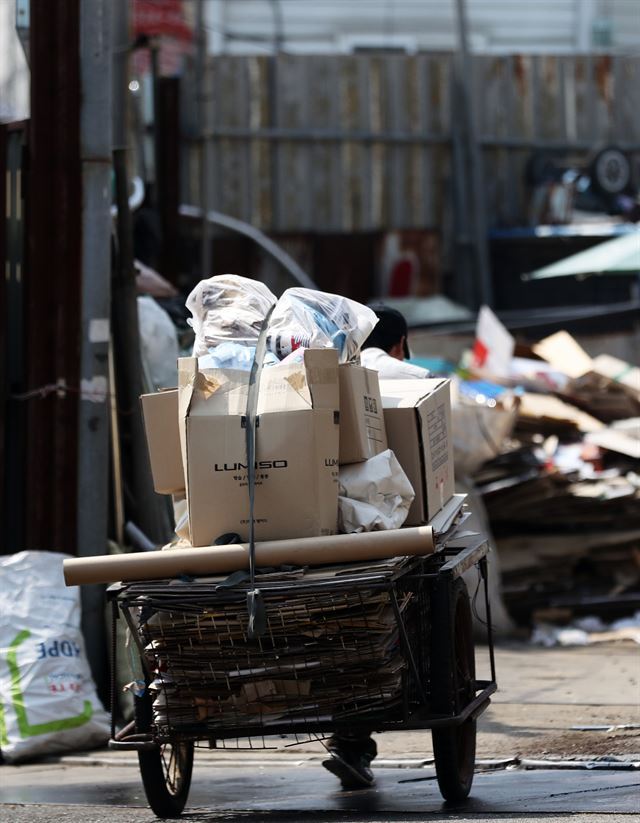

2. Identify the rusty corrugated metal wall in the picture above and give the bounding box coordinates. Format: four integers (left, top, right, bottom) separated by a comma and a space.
180, 52, 640, 245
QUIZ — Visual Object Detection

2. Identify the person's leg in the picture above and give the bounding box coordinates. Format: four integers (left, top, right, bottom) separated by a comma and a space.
322, 731, 377, 789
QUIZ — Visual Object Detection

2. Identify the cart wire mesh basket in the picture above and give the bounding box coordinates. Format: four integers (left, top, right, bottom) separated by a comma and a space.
118, 555, 433, 745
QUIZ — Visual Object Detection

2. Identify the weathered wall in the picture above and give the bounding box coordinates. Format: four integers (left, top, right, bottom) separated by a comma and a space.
181, 52, 640, 241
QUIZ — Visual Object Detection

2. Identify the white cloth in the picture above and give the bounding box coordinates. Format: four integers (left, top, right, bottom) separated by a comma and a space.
360, 347, 430, 379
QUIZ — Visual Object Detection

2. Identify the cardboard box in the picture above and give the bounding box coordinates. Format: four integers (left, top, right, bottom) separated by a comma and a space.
179, 349, 340, 546
140, 389, 185, 494
380, 379, 455, 524
338, 364, 388, 464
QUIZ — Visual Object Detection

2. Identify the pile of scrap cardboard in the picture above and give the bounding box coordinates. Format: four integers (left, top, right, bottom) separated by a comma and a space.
469, 325, 639, 624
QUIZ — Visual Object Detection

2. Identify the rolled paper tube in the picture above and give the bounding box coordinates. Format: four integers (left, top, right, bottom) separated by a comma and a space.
63, 526, 434, 586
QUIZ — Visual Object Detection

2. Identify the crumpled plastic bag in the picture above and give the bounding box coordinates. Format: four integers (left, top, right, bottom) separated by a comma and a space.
137, 295, 180, 390
266, 287, 378, 363
186, 274, 277, 358
338, 449, 415, 533
450, 378, 519, 476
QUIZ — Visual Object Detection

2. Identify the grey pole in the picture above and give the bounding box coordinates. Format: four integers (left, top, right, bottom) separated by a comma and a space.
77, 0, 113, 699
454, 0, 493, 308
195, 0, 212, 278
111, 0, 172, 545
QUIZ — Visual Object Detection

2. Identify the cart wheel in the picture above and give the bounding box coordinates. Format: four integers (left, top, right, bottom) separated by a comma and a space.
134, 691, 194, 818
430, 577, 476, 803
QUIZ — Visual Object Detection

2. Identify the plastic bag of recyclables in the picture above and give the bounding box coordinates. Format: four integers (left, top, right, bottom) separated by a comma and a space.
338, 449, 415, 534
186, 274, 278, 359
266, 287, 378, 363
450, 377, 520, 477
0, 552, 110, 762
187, 275, 379, 367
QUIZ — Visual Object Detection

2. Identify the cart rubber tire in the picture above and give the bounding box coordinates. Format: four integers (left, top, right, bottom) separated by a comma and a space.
134, 692, 194, 818
430, 577, 476, 803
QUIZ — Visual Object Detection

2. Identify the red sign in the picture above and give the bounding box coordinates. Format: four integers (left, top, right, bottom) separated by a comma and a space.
133, 0, 192, 43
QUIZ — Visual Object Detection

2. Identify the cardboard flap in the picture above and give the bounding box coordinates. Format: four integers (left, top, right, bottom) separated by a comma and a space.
178, 357, 198, 418
303, 349, 340, 411
533, 331, 593, 379
258, 348, 339, 413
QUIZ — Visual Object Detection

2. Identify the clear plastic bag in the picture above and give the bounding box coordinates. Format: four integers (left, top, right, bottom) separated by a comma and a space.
186, 274, 277, 358
198, 342, 279, 371
266, 288, 378, 363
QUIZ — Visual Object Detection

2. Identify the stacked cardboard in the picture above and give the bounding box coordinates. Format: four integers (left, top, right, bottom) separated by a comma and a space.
111, 495, 469, 734
141, 352, 455, 548
466, 329, 640, 623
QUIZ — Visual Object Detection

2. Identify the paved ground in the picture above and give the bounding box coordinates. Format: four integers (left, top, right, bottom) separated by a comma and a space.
1, 641, 638, 821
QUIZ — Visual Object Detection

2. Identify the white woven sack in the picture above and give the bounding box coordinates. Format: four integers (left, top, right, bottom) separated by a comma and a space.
0, 551, 109, 763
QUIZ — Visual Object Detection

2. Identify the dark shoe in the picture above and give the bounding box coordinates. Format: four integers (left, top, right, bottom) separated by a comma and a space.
322, 753, 375, 790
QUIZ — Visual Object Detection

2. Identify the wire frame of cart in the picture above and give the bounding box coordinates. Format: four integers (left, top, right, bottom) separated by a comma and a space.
109, 537, 497, 816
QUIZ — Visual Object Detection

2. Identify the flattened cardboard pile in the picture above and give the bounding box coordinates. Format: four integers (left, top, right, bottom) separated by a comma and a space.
467, 329, 640, 623
120, 497, 470, 735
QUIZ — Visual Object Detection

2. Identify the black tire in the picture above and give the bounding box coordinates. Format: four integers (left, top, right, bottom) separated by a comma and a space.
134, 691, 194, 818
430, 577, 476, 802
589, 146, 631, 196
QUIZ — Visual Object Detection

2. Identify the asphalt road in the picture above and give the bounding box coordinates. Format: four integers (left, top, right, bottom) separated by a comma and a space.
1, 643, 638, 822
0, 810, 638, 823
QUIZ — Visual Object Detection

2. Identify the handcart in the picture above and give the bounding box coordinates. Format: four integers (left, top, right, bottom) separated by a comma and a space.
107, 530, 497, 818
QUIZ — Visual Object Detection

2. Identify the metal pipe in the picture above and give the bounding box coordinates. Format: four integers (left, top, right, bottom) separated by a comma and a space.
179, 204, 316, 289
111, 0, 173, 545
195, 0, 212, 277
200, 126, 452, 144
454, 0, 493, 308
76, 0, 113, 700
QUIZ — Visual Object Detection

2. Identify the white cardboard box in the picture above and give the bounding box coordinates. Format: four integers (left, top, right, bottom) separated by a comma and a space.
380, 378, 455, 524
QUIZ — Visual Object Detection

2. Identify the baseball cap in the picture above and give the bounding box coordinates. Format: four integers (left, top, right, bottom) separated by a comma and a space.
364, 303, 411, 358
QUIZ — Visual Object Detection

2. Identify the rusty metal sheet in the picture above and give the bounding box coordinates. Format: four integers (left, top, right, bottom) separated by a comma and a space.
614, 57, 640, 143
213, 56, 250, 221
573, 54, 592, 142
247, 56, 272, 228
537, 56, 564, 140
186, 52, 639, 239
340, 55, 368, 232
385, 55, 408, 228
369, 55, 386, 228
275, 54, 311, 231
592, 55, 615, 143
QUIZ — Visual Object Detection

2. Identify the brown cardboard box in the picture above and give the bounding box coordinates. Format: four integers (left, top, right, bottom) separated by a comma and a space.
140, 389, 185, 494
380, 379, 455, 524
179, 349, 340, 546
338, 364, 388, 464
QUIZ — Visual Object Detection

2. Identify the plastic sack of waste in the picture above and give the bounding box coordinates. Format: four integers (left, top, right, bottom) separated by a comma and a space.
137, 295, 179, 389
266, 288, 378, 363
451, 377, 519, 477
198, 341, 280, 371
187, 274, 277, 358
0, 552, 110, 763
338, 449, 415, 533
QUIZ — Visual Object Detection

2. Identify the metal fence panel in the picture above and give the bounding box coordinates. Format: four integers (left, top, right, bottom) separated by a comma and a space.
183, 52, 640, 236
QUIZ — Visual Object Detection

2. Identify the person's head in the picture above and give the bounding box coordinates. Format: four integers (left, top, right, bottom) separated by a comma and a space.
363, 303, 410, 361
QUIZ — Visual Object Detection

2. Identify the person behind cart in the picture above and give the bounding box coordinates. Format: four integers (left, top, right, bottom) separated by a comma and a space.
323, 303, 429, 790
359, 304, 431, 379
